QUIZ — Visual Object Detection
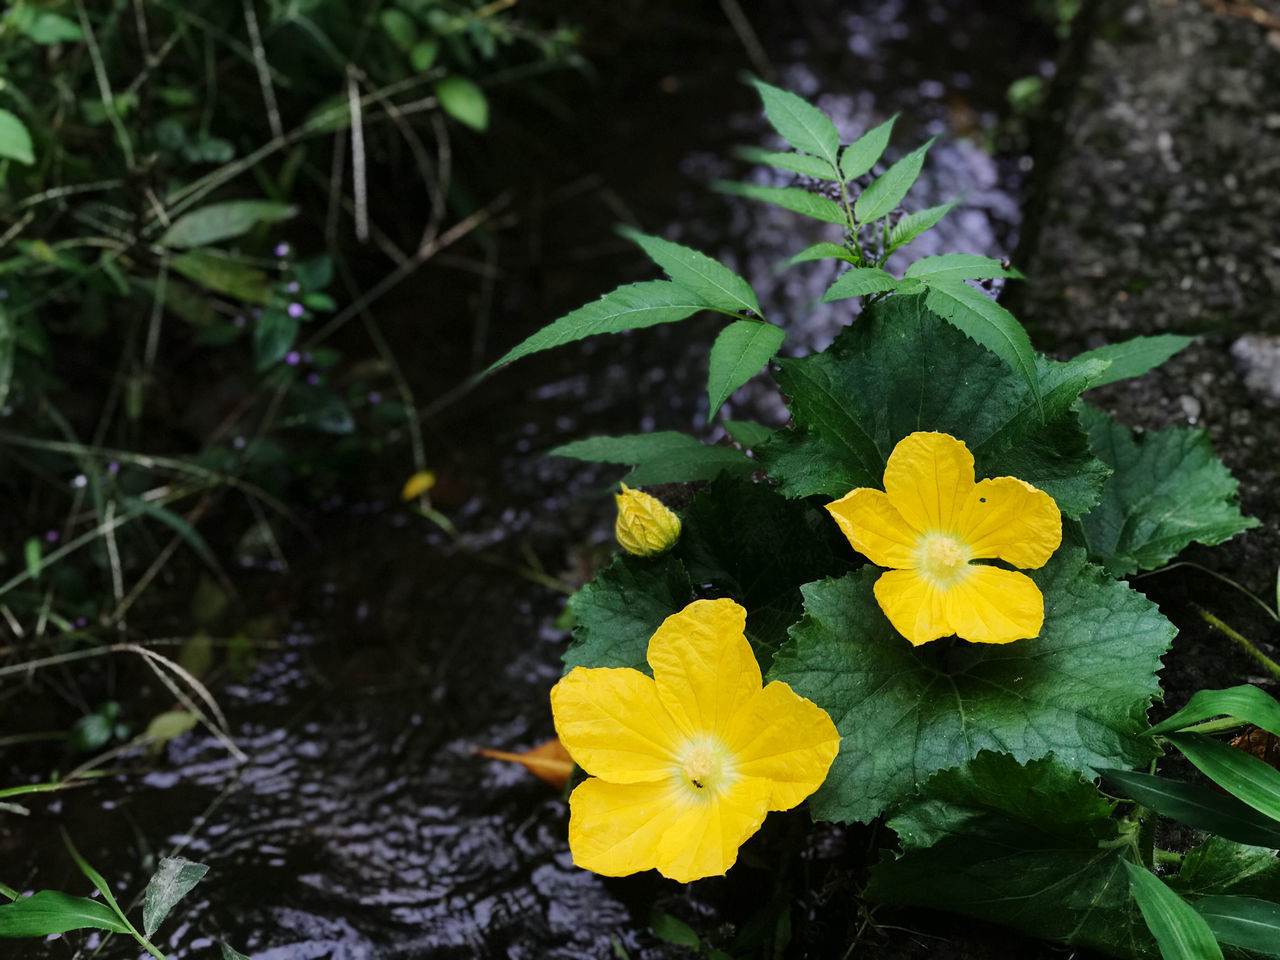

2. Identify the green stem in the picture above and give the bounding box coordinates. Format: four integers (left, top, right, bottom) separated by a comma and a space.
1136, 805, 1156, 870
1153, 849, 1184, 866
1197, 607, 1280, 681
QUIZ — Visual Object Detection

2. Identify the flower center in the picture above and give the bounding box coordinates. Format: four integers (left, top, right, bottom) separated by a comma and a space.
676, 737, 734, 798
916, 533, 973, 586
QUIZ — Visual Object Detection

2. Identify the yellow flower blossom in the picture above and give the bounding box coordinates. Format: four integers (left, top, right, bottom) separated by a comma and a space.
550, 598, 840, 883
614, 483, 681, 556
826, 431, 1062, 646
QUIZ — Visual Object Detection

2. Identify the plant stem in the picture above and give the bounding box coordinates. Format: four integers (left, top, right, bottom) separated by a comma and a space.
1153, 849, 1184, 866
1197, 607, 1280, 681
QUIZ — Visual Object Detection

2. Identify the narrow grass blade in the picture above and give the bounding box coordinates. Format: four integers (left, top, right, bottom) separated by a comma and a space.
1167, 732, 1280, 822
1099, 768, 1280, 848
1124, 861, 1225, 960
1148, 686, 1280, 739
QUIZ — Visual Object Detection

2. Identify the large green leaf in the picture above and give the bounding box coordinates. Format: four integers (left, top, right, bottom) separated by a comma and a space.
839, 115, 897, 181
0, 109, 34, 165
853, 139, 934, 223
619, 228, 761, 316
820, 267, 898, 302
1076, 334, 1195, 389
770, 548, 1174, 823
748, 79, 840, 168
887, 201, 956, 252
487, 281, 708, 372
734, 146, 836, 180
756, 295, 1108, 517
713, 181, 848, 225
0, 891, 131, 937
159, 201, 296, 249
564, 554, 692, 674
706, 321, 785, 419
1080, 406, 1258, 575
547, 431, 756, 486
1124, 861, 1225, 960
1172, 836, 1280, 901
1099, 767, 1280, 849
905, 254, 1023, 282
142, 858, 209, 937
1192, 896, 1280, 956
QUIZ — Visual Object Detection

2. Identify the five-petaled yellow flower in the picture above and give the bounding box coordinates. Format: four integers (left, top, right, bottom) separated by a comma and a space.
826, 431, 1062, 647
550, 598, 840, 883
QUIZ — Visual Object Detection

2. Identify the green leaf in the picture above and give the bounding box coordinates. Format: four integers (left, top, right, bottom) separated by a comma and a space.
820, 267, 898, 302
723, 420, 774, 449
706, 321, 784, 419
651, 910, 701, 949
748, 79, 840, 167
0, 110, 34, 166
289, 384, 355, 434
1125, 861, 1225, 960
487, 281, 708, 372
1172, 835, 1280, 900
757, 295, 1107, 517
888, 201, 957, 252
923, 279, 1042, 414
1148, 685, 1280, 739
170, 251, 272, 304
786, 242, 857, 265
253, 309, 299, 371
905, 254, 1023, 282
1076, 334, 1195, 388
854, 139, 934, 223
127, 497, 223, 577
380, 8, 418, 49
548, 431, 755, 486
1167, 733, 1280, 823
142, 858, 209, 938
565, 554, 692, 673
22, 537, 40, 580
221, 946, 252, 960
159, 201, 296, 249
618, 228, 761, 315
733, 146, 835, 180
1079, 406, 1258, 575
410, 39, 440, 72
839, 115, 897, 181
61, 830, 132, 934
143, 711, 199, 749
1192, 896, 1280, 955
713, 181, 847, 225
435, 76, 488, 131
771, 548, 1174, 823
1099, 768, 1280, 849
0, 891, 131, 937
14, 10, 84, 44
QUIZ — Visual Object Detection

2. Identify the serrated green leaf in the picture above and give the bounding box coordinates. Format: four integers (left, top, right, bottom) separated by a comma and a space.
706, 321, 784, 419
0, 109, 35, 166
1125, 862, 1225, 960
487, 281, 708, 372
0, 891, 131, 937
619, 228, 760, 316
888, 201, 957, 251
905, 254, 1023, 282
733, 146, 836, 180
547, 431, 755, 486
839, 115, 897, 181
565, 554, 692, 673
820, 267, 898, 302
159, 201, 296, 249
1147, 685, 1280, 739
1099, 768, 1280, 849
1172, 836, 1280, 900
786, 242, 857, 265
1167, 733, 1280, 824
1076, 334, 1195, 388
757, 295, 1107, 516
923, 278, 1042, 415
854, 138, 934, 223
713, 181, 848, 224
1079, 406, 1258, 575
770, 548, 1174, 823
1192, 896, 1280, 955
748, 79, 840, 167
435, 76, 488, 131
723, 420, 774, 449
142, 857, 209, 937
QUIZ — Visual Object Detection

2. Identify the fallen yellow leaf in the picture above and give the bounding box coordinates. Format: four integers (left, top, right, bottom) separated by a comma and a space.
476, 738, 574, 789
401, 470, 437, 501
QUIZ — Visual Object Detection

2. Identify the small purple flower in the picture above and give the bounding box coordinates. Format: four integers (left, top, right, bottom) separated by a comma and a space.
368, 391, 382, 406
285, 350, 301, 366
107, 461, 120, 475
251, 308, 263, 319
306, 372, 321, 385
274, 242, 290, 257
286, 281, 300, 293
45, 529, 59, 543
75, 617, 88, 628
287, 302, 305, 319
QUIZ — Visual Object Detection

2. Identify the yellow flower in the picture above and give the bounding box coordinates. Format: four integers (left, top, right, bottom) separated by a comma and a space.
614, 483, 681, 556
826, 431, 1062, 647
550, 598, 840, 883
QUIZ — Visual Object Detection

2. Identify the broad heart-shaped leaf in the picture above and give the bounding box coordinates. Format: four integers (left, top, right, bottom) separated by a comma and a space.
868, 752, 1160, 960
839, 115, 897, 181
143, 857, 209, 937
487, 281, 709, 372
674, 475, 844, 663
1079, 405, 1259, 576
853, 138, 934, 223
1124, 861, 1225, 960
1076, 334, 1195, 389
565, 553, 693, 674
706, 321, 785, 420
887, 201, 956, 252
0, 890, 132, 937
756, 295, 1109, 517
547, 431, 755, 486
820, 267, 898, 302
713, 181, 848, 225
924, 279, 1042, 413
905, 254, 1024, 282
769, 548, 1174, 824
748, 79, 840, 167
733, 146, 836, 180
619, 228, 761, 316
159, 200, 296, 248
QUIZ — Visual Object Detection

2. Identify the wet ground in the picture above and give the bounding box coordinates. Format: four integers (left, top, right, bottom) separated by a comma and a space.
5, 1, 1280, 958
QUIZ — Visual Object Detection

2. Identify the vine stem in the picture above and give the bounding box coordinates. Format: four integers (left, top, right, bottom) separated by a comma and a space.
1197, 607, 1280, 681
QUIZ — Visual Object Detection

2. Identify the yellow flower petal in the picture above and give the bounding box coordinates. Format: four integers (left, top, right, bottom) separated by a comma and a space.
944, 566, 1045, 644
567, 778, 687, 877
873, 567, 955, 646
883, 432, 975, 533
615, 484, 682, 556
825, 488, 919, 568
655, 777, 773, 883
551, 667, 684, 782
727, 681, 840, 811
648, 599, 760, 739
957, 477, 1062, 569
400, 470, 436, 500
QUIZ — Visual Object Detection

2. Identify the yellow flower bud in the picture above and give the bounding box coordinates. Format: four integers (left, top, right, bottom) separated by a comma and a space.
614, 484, 681, 556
